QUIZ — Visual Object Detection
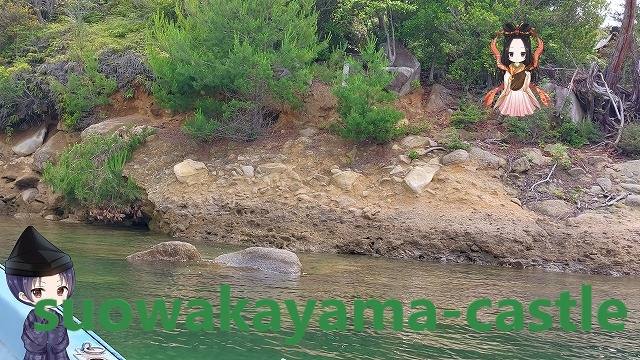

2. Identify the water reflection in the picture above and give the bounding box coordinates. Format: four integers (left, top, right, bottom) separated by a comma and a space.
0, 217, 638, 359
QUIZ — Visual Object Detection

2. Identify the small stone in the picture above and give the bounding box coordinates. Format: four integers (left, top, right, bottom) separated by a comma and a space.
469, 147, 506, 169
392, 144, 401, 151
21, 188, 39, 204
331, 170, 362, 191
441, 149, 469, 165
399, 155, 412, 164
241, 165, 255, 177
44, 214, 61, 221
620, 183, 640, 194
511, 157, 531, 173
567, 167, 586, 177
596, 178, 612, 191
330, 168, 342, 175
362, 190, 371, 197
390, 165, 405, 175
404, 165, 441, 194
510, 197, 522, 206
401, 135, 430, 149
521, 148, 553, 166
589, 186, 602, 194
625, 195, 640, 207
257, 163, 289, 175
174, 159, 209, 185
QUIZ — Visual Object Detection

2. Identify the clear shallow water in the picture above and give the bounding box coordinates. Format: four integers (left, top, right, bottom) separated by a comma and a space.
1, 217, 639, 359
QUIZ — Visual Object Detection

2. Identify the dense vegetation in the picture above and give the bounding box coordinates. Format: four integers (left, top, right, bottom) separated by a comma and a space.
0, 0, 637, 152
41, 127, 153, 221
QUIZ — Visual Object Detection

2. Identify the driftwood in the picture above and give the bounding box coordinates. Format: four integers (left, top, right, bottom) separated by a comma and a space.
601, 193, 629, 207
530, 163, 557, 192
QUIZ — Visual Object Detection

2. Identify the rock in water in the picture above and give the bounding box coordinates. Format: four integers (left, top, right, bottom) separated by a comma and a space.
214, 247, 302, 275
126, 241, 202, 261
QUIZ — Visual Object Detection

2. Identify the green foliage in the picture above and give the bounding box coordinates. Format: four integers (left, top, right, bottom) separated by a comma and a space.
557, 118, 602, 148
394, 0, 605, 85
331, 0, 416, 49
331, 38, 404, 143
49, 55, 116, 128
149, 0, 324, 141
42, 128, 152, 215
451, 102, 487, 129
618, 123, 640, 158
504, 107, 557, 144
443, 127, 470, 151
408, 150, 420, 160
549, 143, 570, 168
0, 63, 28, 129
0, 0, 39, 62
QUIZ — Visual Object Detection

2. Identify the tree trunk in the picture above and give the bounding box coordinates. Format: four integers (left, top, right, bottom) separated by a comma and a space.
603, 0, 637, 90
632, 43, 640, 111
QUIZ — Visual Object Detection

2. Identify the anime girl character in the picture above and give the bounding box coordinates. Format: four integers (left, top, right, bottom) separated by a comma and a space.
5, 226, 75, 360
484, 23, 550, 116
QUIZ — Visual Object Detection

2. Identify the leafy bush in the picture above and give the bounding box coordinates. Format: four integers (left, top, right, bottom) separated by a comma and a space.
504, 107, 557, 144
0, 63, 54, 131
557, 117, 602, 148
451, 102, 487, 129
443, 127, 471, 151
149, 0, 324, 141
49, 55, 116, 129
549, 143, 571, 168
331, 38, 404, 143
42, 128, 152, 220
618, 123, 640, 158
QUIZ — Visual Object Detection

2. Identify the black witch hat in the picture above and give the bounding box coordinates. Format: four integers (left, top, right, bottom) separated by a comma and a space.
5, 226, 73, 276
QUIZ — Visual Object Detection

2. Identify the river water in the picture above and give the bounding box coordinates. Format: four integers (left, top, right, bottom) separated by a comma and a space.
1, 217, 639, 359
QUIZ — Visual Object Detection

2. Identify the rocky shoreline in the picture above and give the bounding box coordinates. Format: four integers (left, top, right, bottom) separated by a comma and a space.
1, 84, 640, 276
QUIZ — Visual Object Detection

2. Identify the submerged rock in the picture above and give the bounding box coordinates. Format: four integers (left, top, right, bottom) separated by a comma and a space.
214, 247, 302, 275
126, 241, 202, 261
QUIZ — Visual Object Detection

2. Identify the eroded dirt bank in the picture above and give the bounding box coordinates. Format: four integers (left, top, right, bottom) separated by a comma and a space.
122, 83, 640, 276
2, 82, 640, 275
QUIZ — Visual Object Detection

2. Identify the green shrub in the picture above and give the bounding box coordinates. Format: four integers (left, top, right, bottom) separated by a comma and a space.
331, 38, 404, 143
42, 128, 152, 220
443, 127, 471, 151
549, 143, 571, 168
504, 107, 558, 144
149, 0, 324, 140
0, 63, 53, 132
49, 55, 116, 129
0, 64, 27, 130
557, 117, 602, 148
451, 102, 486, 129
618, 123, 640, 158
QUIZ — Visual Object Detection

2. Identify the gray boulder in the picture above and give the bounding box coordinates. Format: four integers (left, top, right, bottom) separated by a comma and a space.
425, 84, 456, 113
214, 247, 302, 275
81, 116, 150, 139
126, 241, 202, 261
382, 40, 421, 96
32, 131, 76, 172
12, 125, 48, 157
